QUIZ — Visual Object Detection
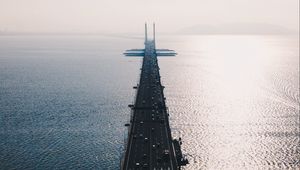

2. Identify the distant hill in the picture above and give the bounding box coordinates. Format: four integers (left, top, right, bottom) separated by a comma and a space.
178, 23, 297, 35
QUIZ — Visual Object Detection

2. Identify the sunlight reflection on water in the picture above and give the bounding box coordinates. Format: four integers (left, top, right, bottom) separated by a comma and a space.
159, 35, 299, 170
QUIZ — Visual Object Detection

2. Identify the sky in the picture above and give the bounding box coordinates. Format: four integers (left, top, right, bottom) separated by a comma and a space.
0, 0, 298, 34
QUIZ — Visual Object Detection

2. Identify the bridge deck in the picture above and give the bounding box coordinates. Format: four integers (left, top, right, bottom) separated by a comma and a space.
122, 41, 178, 169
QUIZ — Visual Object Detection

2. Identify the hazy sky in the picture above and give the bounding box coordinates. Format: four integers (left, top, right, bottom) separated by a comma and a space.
0, 0, 298, 33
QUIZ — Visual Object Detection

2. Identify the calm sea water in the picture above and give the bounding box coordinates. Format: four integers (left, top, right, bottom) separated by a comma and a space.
0, 34, 299, 170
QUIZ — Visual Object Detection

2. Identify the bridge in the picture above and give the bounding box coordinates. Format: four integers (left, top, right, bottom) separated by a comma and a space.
121, 23, 188, 170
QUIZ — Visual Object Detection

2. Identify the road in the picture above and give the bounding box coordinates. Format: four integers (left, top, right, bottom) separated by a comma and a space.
122, 41, 178, 170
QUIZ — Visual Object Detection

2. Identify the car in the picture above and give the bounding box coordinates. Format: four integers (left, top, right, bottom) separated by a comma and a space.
143, 154, 147, 159
163, 150, 170, 160
143, 163, 149, 168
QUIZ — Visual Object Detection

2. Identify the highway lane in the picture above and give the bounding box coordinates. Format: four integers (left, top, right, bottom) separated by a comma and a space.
123, 41, 178, 169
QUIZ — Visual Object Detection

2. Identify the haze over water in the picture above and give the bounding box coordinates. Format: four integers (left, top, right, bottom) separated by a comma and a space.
0, 34, 299, 169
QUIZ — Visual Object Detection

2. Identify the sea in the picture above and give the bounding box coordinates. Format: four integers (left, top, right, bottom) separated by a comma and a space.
0, 34, 299, 170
